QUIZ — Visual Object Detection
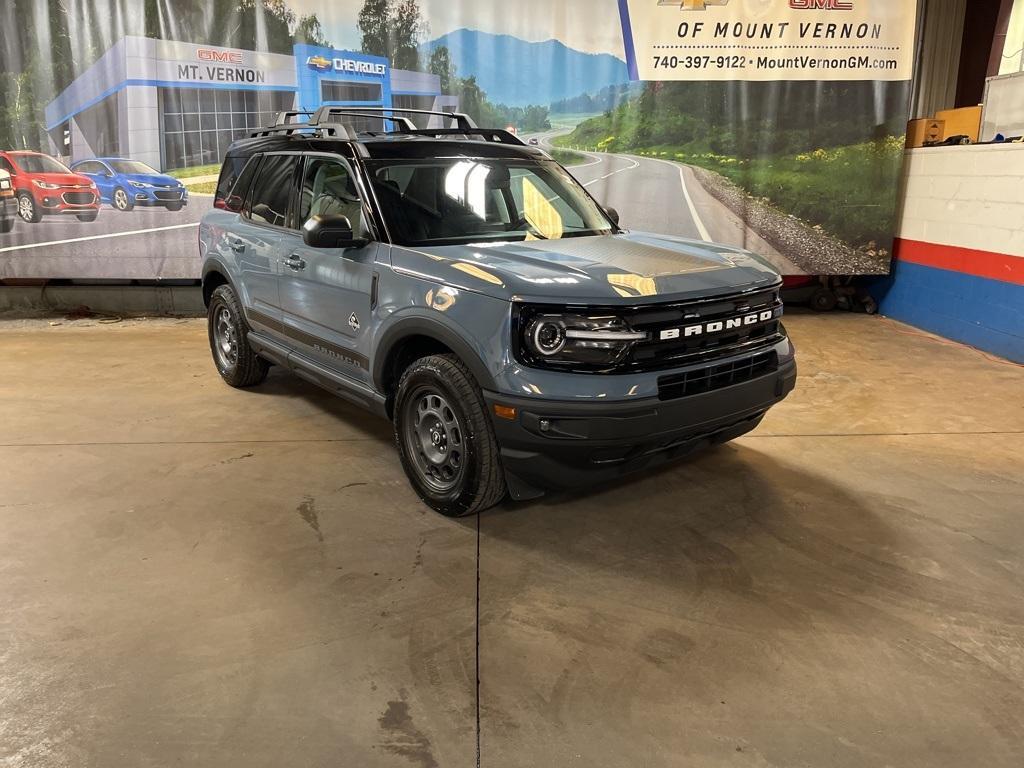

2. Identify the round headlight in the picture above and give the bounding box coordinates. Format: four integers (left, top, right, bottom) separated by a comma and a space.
528, 317, 567, 356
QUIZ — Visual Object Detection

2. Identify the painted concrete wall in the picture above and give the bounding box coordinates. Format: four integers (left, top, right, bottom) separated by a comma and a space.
877, 144, 1024, 362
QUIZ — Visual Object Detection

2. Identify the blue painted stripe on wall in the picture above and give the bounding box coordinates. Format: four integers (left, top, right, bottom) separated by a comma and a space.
878, 260, 1024, 363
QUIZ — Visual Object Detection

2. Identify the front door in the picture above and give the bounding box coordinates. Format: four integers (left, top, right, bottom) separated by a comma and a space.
279, 155, 377, 384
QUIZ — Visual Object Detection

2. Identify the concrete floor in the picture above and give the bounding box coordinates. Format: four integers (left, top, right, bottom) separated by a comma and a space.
2, 313, 1023, 768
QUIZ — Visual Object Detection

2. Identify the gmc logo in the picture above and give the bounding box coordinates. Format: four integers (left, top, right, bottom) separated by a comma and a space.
198, 49, 243, 63
790, 0, 854, 9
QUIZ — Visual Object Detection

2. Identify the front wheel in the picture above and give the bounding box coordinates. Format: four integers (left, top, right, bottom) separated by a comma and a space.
76, 211, 98, 222
165, 201, 183, 212
17, 194, 41, 223
112, 187, 133, 211
207, 284, 269, 387
394, 354, 506, 516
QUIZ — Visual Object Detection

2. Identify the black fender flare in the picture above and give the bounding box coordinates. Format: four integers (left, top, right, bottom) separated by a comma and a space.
373, 315, 497, 393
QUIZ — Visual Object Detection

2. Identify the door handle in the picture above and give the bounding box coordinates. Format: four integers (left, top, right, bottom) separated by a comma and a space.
226, 237, 245, 254
283, 255, 306, 271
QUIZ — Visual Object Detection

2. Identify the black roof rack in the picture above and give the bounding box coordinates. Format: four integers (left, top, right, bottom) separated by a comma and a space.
248, 106, 527, 147
311, 105, 477, 130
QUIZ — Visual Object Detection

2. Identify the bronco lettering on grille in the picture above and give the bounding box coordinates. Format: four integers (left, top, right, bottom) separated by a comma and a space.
659, 309, 776, 341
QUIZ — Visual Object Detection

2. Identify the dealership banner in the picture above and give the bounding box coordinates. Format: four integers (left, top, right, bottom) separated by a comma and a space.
0, 0, 917, 280
619, 0, 917, 81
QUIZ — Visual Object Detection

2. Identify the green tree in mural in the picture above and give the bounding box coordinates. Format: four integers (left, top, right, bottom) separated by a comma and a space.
428, 45, 455, 92
357, 0, 391, 59
390, 0, 427, 70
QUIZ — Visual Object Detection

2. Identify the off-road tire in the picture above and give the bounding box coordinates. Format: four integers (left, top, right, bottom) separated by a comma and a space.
394, 354, 506, 516
207, 283, 269, 388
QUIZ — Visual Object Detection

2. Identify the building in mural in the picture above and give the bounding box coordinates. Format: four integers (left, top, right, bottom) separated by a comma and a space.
44, 37, 458, 172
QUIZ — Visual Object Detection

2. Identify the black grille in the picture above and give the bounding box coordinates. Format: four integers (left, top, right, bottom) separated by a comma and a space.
153, 190, 183, 201
62, 191, 94, 205
624, 289, 783, 372
657, 351, 778, 401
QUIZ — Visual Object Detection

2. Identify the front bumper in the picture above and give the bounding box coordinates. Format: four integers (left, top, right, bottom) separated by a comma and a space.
33, 188, 99, 213
484, 357, 797, 500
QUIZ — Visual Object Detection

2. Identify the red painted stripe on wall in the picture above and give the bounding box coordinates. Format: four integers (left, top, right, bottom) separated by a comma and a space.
894, 238, 1024, 286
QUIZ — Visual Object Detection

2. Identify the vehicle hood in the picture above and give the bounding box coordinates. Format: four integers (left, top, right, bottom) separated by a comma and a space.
120, 172, 182, 187
26, 172, 93, 187
390, 232, 782, 303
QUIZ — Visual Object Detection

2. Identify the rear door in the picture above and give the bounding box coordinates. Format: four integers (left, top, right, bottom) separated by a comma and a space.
231, 153, 302, 334
278, 154, 377, 384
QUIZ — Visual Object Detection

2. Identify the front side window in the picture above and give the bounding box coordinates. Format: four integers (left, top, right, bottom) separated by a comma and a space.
297, 157, 362, 232
365, 158, 613, 246
245, 154, 298, 228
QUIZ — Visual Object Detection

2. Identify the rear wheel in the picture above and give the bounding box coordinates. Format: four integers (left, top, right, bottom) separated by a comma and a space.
112, 187, 133, 211
207, 284, 269, 387
394, 354, 506, 516
17, 194, 41, 223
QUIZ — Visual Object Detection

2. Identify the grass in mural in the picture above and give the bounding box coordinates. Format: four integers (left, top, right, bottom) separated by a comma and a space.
547, 148, 589, 166
556, 131, 904, 249
165, 163, 221, 179
187, 181, 218, 195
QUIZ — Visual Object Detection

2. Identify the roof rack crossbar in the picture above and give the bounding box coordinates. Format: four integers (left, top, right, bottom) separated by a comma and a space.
405, 128, 526, 146
275, 111, 315, 125
309, 109, 417, 132
249, 123, 354, 140
310, 105, 477, 130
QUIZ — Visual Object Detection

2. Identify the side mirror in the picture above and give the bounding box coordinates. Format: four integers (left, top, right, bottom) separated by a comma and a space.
604, 206, 620, 227
302, 214, 367, 249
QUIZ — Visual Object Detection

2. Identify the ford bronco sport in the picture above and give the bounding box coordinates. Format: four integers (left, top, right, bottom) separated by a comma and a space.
200, 107, 796, 516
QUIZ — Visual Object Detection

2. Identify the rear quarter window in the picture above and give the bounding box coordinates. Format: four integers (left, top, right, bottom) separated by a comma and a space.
214, 155, 260, 212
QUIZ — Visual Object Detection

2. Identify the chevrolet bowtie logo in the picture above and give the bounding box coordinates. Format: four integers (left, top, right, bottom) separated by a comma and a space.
306, 55, 332, 70
658, 0, 730, 8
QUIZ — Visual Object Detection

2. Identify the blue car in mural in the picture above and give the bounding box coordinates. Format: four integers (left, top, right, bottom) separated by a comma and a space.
70, 158, 188, 212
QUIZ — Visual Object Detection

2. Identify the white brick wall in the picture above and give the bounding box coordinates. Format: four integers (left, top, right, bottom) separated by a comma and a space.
897, 144, 1024, 258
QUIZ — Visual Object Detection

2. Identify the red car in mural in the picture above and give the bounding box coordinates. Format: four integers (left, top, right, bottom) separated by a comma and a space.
0, 151, 100, 223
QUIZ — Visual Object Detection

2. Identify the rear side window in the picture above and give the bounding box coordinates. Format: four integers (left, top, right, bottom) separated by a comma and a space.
214, 155, 249, 210
218, 155, 261, 213
245, 154, 299, 228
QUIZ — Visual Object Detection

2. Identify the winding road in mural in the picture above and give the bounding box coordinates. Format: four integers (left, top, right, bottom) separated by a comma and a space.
529, 128, 797, 273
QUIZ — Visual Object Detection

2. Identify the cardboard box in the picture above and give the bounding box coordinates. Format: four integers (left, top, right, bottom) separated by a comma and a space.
906, 118, 945, 148
935, 105, 983, 142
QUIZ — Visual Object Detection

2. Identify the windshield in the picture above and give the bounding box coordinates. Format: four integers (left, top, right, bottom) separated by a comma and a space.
110, 160, 159, 175
365, 158, 613, 246
13, 154, 71, 174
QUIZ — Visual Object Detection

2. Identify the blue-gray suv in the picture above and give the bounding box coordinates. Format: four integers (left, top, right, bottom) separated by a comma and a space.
200, 107, 797, 516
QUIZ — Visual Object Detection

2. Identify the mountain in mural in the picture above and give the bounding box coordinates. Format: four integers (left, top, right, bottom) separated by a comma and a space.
423, 28, 630, 107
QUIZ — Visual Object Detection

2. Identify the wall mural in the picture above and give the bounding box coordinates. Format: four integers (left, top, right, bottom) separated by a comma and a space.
0, 0, 918, 279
